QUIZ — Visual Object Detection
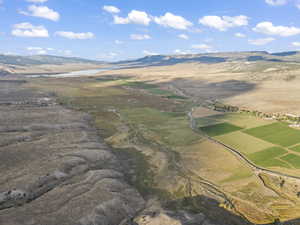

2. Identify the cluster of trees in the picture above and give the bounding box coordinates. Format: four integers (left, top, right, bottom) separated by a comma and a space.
211, 102, 300, 123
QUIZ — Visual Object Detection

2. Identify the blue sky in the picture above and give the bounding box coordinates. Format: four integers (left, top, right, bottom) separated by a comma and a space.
1, 0, 300, 60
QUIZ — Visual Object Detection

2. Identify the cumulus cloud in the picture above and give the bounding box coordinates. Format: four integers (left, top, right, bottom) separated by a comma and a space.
114, 10, 151, 26
154, 12, 193, 30
20, 5, 60, 21
143, 50, 158, 55
178, 34, 189, 40
292, 42, 300, 46
115, 40, 123, 44
199, 15, 249, 31
265, 0, 287, 6
174, 49, 190, 55
11, 22, 49, 37
253, 21, 300, 36
235, 32, 246, 38
26, 46, 54, 54
191, 44, 213, 50
55, 31, 95, 39
97, 52, 119, 60
130, 34, 151, 40
248, 37, 275, 45
26, 0, 48, 3
103, 5, 120, 14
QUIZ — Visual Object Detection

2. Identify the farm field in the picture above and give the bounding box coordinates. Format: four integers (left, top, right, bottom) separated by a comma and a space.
197, 112, 273, 129
215, 131, 274, 155
281, 154, 300, 169
200, 122, 242, 136
247, 147, 290, 168
290, 145, 300, 152
199, 112, 300, 172
243, 122, 300, 147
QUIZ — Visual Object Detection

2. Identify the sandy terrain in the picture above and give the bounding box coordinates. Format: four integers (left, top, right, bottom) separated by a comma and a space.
99, 61, 300, 114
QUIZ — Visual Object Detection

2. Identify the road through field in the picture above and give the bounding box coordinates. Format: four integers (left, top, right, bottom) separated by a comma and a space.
188, 108, 300, 181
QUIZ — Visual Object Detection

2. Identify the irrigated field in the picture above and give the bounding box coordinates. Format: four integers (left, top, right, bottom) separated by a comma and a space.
247, 147, 290, 168
26, 76, 300, 224
200, 122, 242, 136
244, 123, 300, 147
198, 112, 300, 173
216, 131, 274, 155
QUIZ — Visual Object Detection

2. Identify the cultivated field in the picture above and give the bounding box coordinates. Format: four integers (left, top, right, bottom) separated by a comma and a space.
216, 131, 274, 155
198, 111, 300, 173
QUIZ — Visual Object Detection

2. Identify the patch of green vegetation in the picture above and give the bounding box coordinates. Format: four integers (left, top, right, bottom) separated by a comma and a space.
290, 145, 300, 153
221, 168, 253, 183
111, 147, 156, 196
248, 147, 290, 168
147, 88, 174, 96
95, 76, 131, 82
216, 131, 274, 155
165, 95, 188, 100
123, 81, 180, 97
200, 122, 242, 137
196, 117, 221, 128
122, 107, 200, 147
124, 81, 157, 89
244, 122, 300, 147
281, 154, 300, 169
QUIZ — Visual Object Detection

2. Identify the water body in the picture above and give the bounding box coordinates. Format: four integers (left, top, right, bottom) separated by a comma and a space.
29, 67, 118, 78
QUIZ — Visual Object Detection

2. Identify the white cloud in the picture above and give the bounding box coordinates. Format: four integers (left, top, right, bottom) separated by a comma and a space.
199, 15, 249, 31
154, 12, 193, 30
248, 37, 275, 45
292, 42, 300, 46
55, 31, 95, 39
130, 34, 151, 40
143, 50, 158, 55
191, 44, 213, 50
235, 32, 246, 38
103, 5, 120, 14
114, 10, 151, 26
97, 52, 118, 60
253, 21, 300, 36
174, 49, 189, 55
178, 34, 189, 40
26, 46, 55, 55
12, 22, 49, 37
26, 0, 48, 3
115, 40, 123, 44
20, 5, 60, 21
265, 0, 287, 6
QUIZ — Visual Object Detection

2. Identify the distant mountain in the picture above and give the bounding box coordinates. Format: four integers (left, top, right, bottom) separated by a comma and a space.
0, 54, 104, 66
116, 51, 300, 67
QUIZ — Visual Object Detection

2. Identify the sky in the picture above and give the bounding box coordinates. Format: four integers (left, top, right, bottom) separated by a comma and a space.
1, 0, 300, 61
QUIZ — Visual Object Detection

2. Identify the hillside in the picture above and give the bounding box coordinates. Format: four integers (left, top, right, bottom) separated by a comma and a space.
117, 51, 300, 67
0, 54, 103, 66
0, 54, 107, 75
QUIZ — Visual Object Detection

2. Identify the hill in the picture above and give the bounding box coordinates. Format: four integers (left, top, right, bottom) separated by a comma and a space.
117, 51, 300, 67
0, 54, 103, 66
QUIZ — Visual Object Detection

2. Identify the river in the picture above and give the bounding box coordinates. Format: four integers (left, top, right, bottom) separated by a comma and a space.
29, 66, 118, 78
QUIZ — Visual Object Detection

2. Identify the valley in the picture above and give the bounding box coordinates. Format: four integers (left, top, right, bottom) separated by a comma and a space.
2, 51, 300, 224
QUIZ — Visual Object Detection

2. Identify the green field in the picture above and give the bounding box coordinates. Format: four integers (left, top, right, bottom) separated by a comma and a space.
196, 113, 272, 129
290, 145, 300, 153
122, 107, 201, 146
281, 154, 300, 169
248, 147, 290, 168
124, 81, 181, 97
216, 131, 274, 155
244, 122, 300, 147
200, 122, 242, 137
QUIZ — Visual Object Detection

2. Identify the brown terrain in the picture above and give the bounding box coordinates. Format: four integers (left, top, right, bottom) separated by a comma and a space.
2, 52, 300, 225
